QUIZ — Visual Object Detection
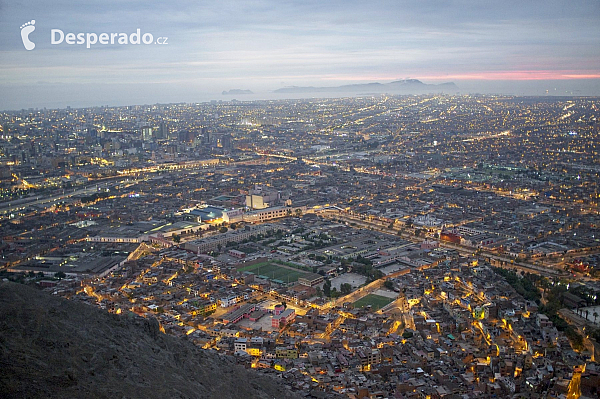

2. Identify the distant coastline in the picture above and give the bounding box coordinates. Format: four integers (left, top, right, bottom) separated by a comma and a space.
274, 79, 459, 95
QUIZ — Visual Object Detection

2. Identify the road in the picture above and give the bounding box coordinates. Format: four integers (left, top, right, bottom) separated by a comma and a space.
379, 296, 415, 331
567, 365, 584, 399
0, 179, 123, 217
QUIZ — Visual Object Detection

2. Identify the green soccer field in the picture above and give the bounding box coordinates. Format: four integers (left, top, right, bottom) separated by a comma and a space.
353, 294, 394, 310
238, 262, 308, 283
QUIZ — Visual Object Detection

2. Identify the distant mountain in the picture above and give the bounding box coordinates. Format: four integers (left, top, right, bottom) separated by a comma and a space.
0, 282, 301, 399
274, 79, 459, 95
222, 89, 254, 95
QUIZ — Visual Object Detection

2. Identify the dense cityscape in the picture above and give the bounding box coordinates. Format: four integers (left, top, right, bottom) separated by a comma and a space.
1, 94, 600, 398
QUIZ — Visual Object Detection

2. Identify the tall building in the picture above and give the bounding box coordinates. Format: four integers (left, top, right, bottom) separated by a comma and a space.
220, 133, 233, 150
245, 184, 280, 209
159, 121, 168, 140
201, 127, 210, 144
141, 126, 153, 141
178, 130, 195, 143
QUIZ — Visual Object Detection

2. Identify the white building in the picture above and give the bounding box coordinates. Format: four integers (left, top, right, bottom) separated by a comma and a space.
223, 208, 244, 223
245, 184, 281, 209
243, 206, 306, 223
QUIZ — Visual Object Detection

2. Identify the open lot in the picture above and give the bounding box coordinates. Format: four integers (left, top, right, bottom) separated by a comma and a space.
237, 261, 309, 284
353, 294, 394, 310
330, 273, 367, 290
237, 314, 276, 332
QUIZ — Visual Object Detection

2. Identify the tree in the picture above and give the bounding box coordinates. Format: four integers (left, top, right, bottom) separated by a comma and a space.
172, 234, 181, 244
295, 208, 302, 217
219, 226, 228, 233
594, 312, 599, 324
55, 271, 66, 279
323, 279, 331, 297
340, 283, 352, 295
383, 280, 394, 290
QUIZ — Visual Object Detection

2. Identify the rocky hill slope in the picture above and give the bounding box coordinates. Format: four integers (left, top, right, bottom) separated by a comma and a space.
0, 282, 301, 399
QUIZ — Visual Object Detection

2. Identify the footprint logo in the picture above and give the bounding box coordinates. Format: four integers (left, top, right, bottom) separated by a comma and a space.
20, 20, 36, 51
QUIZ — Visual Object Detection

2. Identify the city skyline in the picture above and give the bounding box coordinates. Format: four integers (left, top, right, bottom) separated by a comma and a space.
1, 0, 600, 110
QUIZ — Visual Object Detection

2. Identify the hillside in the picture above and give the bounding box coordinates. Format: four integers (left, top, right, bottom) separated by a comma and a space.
0, 282, 301, 399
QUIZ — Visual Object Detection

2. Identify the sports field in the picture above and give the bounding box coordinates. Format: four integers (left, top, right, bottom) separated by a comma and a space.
238, 261, 308, 283
353, 294, 394, 310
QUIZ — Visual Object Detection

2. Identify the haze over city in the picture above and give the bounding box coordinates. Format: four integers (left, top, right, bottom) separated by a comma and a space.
1, 0, 600, 109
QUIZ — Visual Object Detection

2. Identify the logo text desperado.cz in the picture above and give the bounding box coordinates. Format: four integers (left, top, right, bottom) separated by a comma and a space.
51, 29, 167, 48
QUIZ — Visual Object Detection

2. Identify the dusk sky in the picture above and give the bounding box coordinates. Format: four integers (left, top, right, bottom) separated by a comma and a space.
1, 0, 599, 110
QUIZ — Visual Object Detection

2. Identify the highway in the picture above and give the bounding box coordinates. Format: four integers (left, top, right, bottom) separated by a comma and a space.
0, 178, 124, 217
